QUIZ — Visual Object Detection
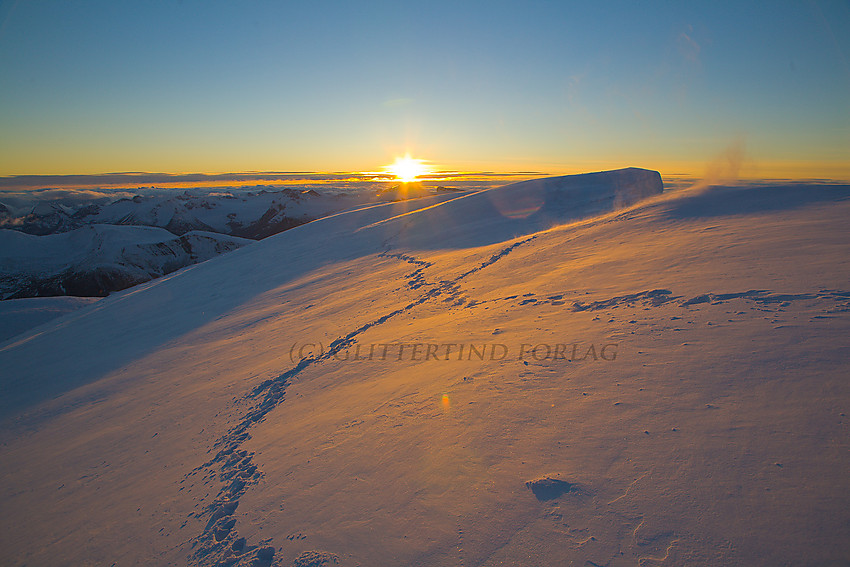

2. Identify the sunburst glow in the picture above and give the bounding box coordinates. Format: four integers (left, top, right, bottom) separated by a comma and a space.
385, 154, 430, 182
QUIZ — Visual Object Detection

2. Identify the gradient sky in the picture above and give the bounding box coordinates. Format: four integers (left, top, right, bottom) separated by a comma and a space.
1, 1, 848, 179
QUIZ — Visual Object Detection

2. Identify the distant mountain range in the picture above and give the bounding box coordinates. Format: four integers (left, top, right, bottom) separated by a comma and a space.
0, 187, 383, 299
0, 187, 369, 239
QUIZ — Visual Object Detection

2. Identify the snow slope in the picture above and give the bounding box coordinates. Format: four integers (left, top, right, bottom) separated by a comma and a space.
0, 169, 848, 566
0, 296, 101, 343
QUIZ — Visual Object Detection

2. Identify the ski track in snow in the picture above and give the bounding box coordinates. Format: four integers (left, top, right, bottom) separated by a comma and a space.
183, 235, 538, 565
471, 288, 850, 316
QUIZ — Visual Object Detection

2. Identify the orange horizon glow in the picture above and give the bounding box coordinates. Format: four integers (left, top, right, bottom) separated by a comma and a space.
1, 158, 848, 190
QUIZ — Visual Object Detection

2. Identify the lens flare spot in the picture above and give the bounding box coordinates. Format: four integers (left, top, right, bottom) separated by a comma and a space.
489, 183, 544, 219
441, 393, 451, 411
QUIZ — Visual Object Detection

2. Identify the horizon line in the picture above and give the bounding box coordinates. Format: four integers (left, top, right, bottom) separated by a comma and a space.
0, 170, 555, 190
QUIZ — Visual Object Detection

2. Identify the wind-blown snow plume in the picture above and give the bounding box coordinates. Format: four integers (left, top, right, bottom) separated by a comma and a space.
690, 137, 746, 191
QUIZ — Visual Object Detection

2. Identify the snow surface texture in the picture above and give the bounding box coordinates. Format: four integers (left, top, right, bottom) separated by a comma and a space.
0, 224, 253, 299
1, 168, 849, 566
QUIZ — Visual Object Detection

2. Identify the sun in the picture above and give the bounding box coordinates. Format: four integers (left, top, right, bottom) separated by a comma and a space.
385, 154, 430, 182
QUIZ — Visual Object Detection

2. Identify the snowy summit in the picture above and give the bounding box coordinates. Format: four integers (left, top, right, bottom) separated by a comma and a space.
0, 168, 849, 566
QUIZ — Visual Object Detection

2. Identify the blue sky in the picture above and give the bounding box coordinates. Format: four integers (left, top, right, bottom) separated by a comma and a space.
0, 0, 848, 178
